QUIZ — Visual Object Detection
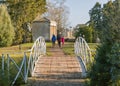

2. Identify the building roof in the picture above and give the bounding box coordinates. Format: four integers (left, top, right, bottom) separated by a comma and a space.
33, 17, 50, 23
33, 17, 57, 26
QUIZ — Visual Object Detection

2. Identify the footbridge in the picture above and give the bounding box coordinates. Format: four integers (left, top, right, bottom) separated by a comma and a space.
1, 36, 93, 86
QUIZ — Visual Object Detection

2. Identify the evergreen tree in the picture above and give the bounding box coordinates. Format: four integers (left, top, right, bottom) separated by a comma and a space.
89, 2, 102, 42
90, 0, 120, 85
0, 4, 15, 47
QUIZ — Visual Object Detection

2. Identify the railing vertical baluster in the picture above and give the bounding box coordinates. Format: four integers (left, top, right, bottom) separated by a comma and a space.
24, 52, 27, 83
31, 54, 33, 75
84, 42, 86, 64
7, 54, 10, 83
86, 45, 88, 63
2, 54, 4, 75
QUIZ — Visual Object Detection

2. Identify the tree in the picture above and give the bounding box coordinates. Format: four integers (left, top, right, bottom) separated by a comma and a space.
5, 0, 46, 44
89, 0, 120, 85
74, 24, 93, 43
89, 2, 102, 42
0, 4, 15, 47
45, 0, 69, 33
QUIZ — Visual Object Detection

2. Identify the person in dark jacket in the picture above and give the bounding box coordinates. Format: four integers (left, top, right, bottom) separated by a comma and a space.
57, 33, 61, 48
51, 34, 56, 48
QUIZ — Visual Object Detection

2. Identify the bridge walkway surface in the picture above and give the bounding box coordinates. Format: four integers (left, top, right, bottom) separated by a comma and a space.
28, 46, 86, 86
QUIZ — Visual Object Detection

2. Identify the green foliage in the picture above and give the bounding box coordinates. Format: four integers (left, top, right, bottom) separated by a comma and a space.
0, 4, 15, 47
0, 70, 10, 86
89, 2, 102, 31
102, 1, 120, 43
90, 43, 120, 86
89, 0, 120, 85
6, 0, 47, 44
89, 2, 102, 42
74, 24, 93, 43
109, 43, 120, 85
90, 43, 112, 86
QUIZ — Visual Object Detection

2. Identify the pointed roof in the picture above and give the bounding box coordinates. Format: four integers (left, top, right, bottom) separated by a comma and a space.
33, 17, 50, 23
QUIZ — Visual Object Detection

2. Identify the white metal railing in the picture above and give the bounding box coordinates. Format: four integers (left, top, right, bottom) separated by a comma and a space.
1, 36, 46, 86
74, 37, 92, 75
26, 36, 46, 78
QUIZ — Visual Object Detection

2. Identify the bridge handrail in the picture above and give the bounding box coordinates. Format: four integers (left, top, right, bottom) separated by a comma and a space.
25, 36, 46, 80
1, 52, 28, 86
74, 37, 92, 71
1, 36, 46, 86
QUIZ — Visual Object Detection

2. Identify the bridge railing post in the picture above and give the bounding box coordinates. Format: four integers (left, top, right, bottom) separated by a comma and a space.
7, 54, 10, 82
24, 52, 27, 83
2, 54, 4, 75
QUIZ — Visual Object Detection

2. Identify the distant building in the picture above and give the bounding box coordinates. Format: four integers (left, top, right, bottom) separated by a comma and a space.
31, 17, 57, 41
63, 29, 74, 39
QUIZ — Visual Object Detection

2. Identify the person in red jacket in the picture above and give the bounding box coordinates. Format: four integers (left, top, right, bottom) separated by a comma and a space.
61, 36, 65, 47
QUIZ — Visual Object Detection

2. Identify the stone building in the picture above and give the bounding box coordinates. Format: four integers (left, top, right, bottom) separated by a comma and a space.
63, 29, 74, 39
31, 17, 57, 41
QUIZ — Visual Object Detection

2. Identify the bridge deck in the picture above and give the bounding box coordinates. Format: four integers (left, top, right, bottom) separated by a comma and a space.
33, 56, 82, 79
28, 47, 85, 86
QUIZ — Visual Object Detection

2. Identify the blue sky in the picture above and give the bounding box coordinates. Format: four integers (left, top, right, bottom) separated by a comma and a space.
65, 0, 111, 27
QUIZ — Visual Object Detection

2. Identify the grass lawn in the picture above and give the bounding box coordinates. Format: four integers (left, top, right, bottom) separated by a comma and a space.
0, 42, 98, 57
0, 43, 33, 55
62, 42, 75, 56
62, 42, 98, 56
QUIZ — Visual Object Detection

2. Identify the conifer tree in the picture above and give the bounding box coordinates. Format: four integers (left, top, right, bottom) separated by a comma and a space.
89, 2, 102, 42
90, 0, 120, 85
0, 4, 15, 47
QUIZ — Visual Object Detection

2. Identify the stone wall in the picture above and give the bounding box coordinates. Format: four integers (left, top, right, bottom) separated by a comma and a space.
31, 17, 57, 41
32, 21, 50, 41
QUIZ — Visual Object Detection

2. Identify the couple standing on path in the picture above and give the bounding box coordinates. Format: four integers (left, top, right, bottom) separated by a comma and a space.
52, 33, 65, 48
